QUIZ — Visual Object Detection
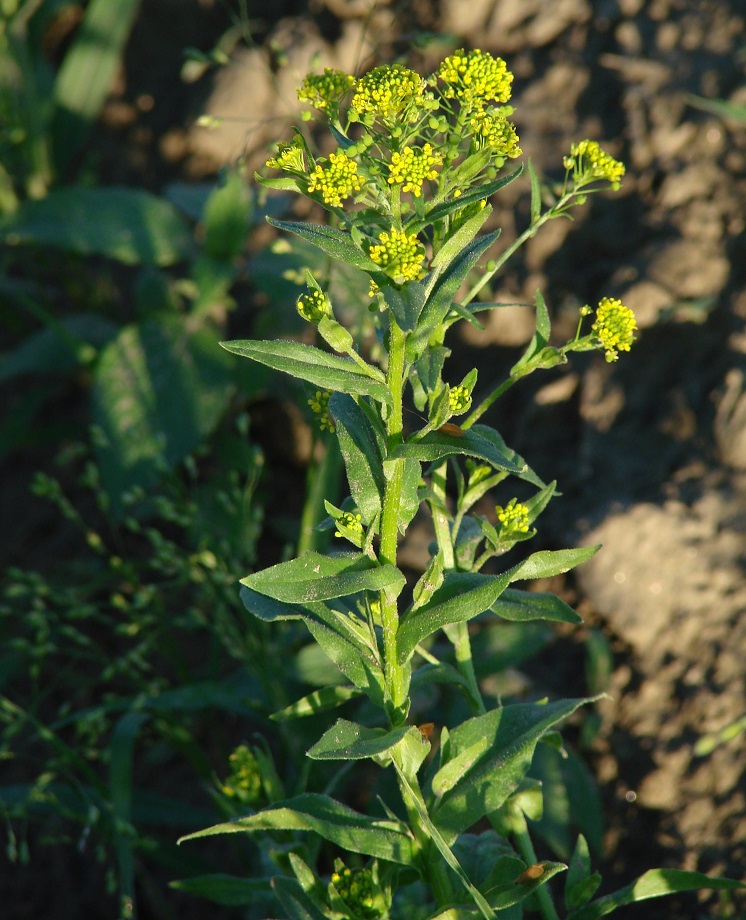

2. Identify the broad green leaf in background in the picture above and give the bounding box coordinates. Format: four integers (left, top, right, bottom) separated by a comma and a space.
178, 793, 415, 864
170, 875, 275, 908
51, 0, 141, 178
221, 339, 390, 404
201, 169, 253, 261
431, 697, 602, 841
92, 317, 234, 512
271, 685, 362, 721
1, 187, 193, 265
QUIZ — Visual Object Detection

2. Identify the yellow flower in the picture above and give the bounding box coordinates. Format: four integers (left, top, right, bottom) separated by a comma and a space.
297, 68, 354, 113
297, 289, 331, 324
387, 143, 443, 197
307, 151, 365, 207
334, 511, 363, 540
563, 140, 625, 188
308, 390, 335, 432
368, 228, 426, 292
448, 385, 472, 415
350, 63, 428, 121
495, 498, 530, 535
437, 48, 514, 112
469, 110, 522, 159
591, 297, 637, 362
266, 138, 305, 172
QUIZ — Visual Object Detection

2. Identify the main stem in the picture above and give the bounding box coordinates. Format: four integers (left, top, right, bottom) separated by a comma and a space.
379, 318, 408, 724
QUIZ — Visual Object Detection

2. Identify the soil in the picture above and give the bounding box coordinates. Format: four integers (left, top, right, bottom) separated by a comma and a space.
5, 1, 746, 918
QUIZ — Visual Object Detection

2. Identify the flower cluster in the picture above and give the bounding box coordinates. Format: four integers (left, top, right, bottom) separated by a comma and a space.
495, 498, 530, 536
330, 865, 383, 918
266, 137, 305, 172
219, 745, 262, 806
334, 511, 363, 540
387, 143, 443, 197
437, 48, 514, 112
591, 297, 637, 362
470, 109, 522, 160
297, 289, 331, 324
297, 68, 354, 115
308, 390, 335, 432
448, 385, 472, 415
350, 63, 430, 123
368, 228, 426, 291
564, 140, 625, 188
308, 151, 365, 207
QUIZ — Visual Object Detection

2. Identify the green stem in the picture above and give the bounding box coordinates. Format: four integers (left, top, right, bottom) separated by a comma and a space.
510, 806, 560, 920
463, 192, 581, 308
462, 374, 518, 429
429, 462, 484, 715
379, 319, 408, 723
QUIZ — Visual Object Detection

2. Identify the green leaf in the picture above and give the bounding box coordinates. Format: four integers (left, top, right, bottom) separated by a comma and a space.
267, 218, 381, 272
567, 869, 746, 920
272, 876, 329, 920
469, 425, 547, 488
51, 0, 140, 177
271, 685, 362, 721
424, 167, 523, 224
221, 339, 391, 404
393, 765, 497, 919
489, 589, 582, 625
508, 546, 601, 582
329, 393, 386, 524
409, 231, 501, 359
240, 586, 304, 621
92, 318, 234, 514
566, 835, 601, 910
202, 170, 253, 261
398, 571, 514, 663
381, 279, 428, 332
307, 719, 411, 761
302, 607, 385, 706
431, 204, 493, 273
390, 426, 526, 475
1, 187, 192, 265
170, 875, 274, 907
240, 552, 405, 604
432, 697, 602, 841
178, 793, 414, 864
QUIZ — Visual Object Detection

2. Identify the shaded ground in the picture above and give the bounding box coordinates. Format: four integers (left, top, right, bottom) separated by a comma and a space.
5, 0, 746, 917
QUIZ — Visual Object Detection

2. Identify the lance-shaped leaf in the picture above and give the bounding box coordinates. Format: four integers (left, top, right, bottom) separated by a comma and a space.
267, 217, 381, 272
271, 686, 362, 722
408, 230, 501, 360
397, 571, 514, 664
307, 719, 411, 761
469, 425, 546, 488
390, 427, 526, 475
329, 393, 386, 524
430, 204, 493, 274
303, 610, 385, 707
423, 167, 523, 225
567, 869, 746, 920
240, 552, 405, 604
170, 875, 275, 907
507, 546, 601, 583
178, 793, 414, 864
490, 588, 582, 625
431, 697, 602, 841
221, 340, 390, 405
272, 876, 328, 920
380, 279, 428, 332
